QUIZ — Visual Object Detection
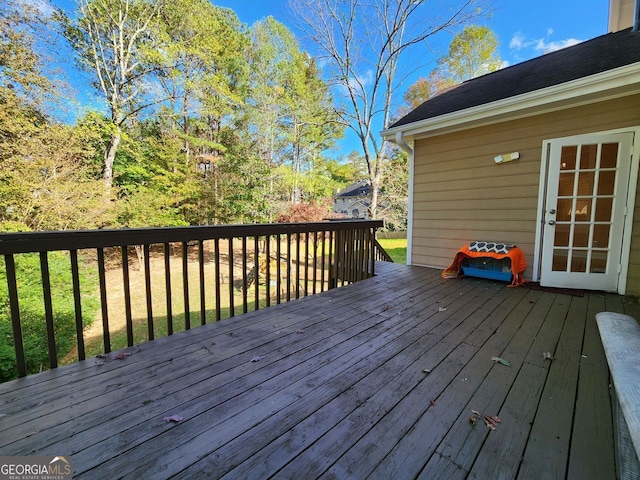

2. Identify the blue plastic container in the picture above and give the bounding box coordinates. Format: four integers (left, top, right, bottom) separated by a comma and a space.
461, 257, 512, 282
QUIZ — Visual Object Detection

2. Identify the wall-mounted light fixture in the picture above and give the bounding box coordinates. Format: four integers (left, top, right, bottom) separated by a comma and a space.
494, 152, 520, 164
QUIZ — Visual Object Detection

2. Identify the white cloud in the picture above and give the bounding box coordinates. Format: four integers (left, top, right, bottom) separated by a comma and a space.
509, 32, 526, 50
509, 30, 582, 55
535, 38, 582, 53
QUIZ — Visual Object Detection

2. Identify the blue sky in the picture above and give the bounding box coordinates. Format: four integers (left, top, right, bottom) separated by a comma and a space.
215, 0, 610, 156
49, 0, 611, 157
216, 0, 610, 67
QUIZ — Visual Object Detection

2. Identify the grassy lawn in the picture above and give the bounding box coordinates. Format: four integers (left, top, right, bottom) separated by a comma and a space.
377, 237, 407, 264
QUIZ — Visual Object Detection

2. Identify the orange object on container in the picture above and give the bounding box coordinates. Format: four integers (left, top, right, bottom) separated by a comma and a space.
442, 243, 527, 287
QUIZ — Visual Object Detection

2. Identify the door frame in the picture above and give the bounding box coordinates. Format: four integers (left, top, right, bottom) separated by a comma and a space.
533, 126, 640, 294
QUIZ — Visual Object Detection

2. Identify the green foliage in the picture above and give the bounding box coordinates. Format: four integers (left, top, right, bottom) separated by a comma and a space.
0, 252, 99, 382
400, 26, 502, 114
438, 25, 503, 84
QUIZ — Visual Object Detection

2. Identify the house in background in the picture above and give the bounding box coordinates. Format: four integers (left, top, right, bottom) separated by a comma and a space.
383, 0, 640, 294
333, 180, 372, 219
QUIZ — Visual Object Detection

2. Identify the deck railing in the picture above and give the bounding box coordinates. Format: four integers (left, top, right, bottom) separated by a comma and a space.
0, 220, 386, 379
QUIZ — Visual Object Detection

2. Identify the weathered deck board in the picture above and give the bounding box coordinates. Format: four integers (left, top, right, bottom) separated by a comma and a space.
0, 262, 623, 479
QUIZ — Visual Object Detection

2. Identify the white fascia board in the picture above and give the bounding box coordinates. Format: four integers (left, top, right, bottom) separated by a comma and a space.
382, 62, 640, 142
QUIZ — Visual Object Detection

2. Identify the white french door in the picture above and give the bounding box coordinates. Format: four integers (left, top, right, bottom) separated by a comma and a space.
540, 132, 633, 291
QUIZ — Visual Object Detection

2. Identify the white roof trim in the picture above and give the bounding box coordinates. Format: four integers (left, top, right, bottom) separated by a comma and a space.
382, 62, 640, 141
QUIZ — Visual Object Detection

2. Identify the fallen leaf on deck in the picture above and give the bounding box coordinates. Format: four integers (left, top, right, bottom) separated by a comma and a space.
115, 353, 131, 360
163, 415, 183, 423
542, 351, 555, 361
483, 415, 500, 430
382, 305, 392, 311
250, 355, 264, 362
96, 354, 107, 359
422, 368, 431, 374
430, 399, 437, 406
438, 307, 447, 312
296, 329, 305, 334
470, 409, 501, 430
491, 356, 511, 367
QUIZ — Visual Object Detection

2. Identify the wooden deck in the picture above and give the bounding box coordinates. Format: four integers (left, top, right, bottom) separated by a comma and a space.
1, 262, 638, 479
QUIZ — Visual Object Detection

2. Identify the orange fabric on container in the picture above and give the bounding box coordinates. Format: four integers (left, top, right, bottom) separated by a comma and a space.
442, 244, 527, 287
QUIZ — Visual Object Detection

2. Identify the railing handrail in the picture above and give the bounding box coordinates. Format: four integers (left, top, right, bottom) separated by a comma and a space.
0, 220, 384, 254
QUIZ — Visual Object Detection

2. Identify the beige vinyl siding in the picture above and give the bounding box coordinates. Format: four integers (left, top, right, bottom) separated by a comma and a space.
411, 93, 640, 292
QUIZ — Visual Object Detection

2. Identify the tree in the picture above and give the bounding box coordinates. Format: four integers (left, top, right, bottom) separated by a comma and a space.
247, 17, 342, 203
154, 0, 249, 166
1, 1, 111, 232
62, 0, 168, 191
401, 25, 502, 111
290, 0, 483, 219
437, 25, 502, 84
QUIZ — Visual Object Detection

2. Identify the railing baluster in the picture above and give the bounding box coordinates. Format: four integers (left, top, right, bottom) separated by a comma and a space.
286, 233, 291, 301
355, 229, 364, 282
276, 234, 282, 304
320, 231, 326, 292
242, 236, 248, 314
121, 246, 134, 346
254, 236, 260, 311
228, 237, 234, 318
5, 254, 26, 377
304, 232, 309, 297
369, 228, 376, 277
312, 231, 318, 295
182, 242, 190, 330
164, 243, 173, 336
39, 252, 57, 369
265, 236, 271, 307
143, 244, 154, 340
97, 248, 110, 353
214, 238, 221, 322
295, 233, 301, 299
69, 249, 85, 361
199, 240, 206, 326
328, 230, 335, 289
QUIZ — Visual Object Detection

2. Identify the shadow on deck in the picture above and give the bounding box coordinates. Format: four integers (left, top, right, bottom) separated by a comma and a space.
1, 262, 638, 479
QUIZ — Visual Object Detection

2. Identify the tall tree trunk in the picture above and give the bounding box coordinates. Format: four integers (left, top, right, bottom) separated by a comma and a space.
103, 127, 121, 192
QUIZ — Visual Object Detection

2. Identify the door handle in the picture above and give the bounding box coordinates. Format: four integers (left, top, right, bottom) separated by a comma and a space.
548, 220, 556, 225
548, 209, 556, 214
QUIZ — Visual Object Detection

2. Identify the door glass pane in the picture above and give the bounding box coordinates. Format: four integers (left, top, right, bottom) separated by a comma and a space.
552, 249, 568, 271
591, 251, 607, 273
573, 224, 590, 247
598, 171, 616, 195
574, 199, 590, 219
571, 250, 587, 273
556, 198, 573, 221
595, 198, 613, 221
577, 171, 595, 195
580, 144, 598, 169
558, 173, 575, 196
593, 224, 610, 248
554, 224, 570, 246
601, 143, 619, 168
560, 146, 578, 170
